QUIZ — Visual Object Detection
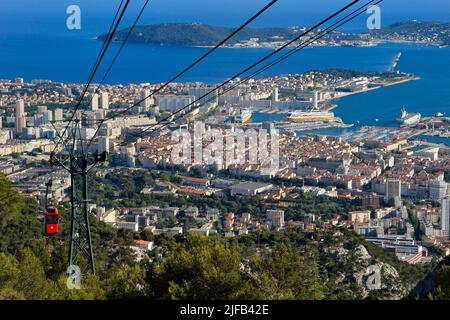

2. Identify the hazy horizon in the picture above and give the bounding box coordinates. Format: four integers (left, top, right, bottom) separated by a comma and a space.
0, 0, 449, 36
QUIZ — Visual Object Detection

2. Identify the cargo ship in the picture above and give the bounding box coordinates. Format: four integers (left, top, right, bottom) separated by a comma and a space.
286, 110, 335, 122
234, 109, 252, 124
396, 107, 421, 126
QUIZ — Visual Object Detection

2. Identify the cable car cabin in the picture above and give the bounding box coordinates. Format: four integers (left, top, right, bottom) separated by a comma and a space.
45, 207, 59, 235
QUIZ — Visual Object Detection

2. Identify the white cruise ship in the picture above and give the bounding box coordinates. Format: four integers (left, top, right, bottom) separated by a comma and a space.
286, 110, 335, 122
234, 109, 252, 124
396, 107, 421, 126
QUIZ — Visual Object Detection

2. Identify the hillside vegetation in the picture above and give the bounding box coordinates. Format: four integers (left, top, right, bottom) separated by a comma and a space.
99, 23, 299, 47
99, 21, 450, 47
0, 173, 447, 300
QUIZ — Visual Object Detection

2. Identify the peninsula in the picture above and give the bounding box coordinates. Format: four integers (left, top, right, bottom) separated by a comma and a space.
98, 21, 450, 48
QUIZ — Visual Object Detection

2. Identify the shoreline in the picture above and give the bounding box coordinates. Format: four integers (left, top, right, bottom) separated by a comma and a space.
142, 40, 448, 50
331, 76, 421, 101
249, 76, 420, 117
2, 41, 444, 86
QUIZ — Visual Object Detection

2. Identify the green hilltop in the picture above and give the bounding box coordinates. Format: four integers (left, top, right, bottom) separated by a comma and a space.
99, 22, 305, 47
99, 21, 450, 47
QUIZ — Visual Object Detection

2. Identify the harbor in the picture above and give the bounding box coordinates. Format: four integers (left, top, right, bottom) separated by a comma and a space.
275, 119, 353, 132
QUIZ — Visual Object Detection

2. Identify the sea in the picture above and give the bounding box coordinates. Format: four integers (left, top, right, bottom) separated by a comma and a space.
1, 25, 450, 141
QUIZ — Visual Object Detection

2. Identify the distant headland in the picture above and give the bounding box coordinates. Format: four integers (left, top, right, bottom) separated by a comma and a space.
98, 21, 450, 49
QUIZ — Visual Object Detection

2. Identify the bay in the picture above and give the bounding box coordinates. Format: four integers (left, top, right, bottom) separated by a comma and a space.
0, 32, 449, 138
0, 33, 393, 84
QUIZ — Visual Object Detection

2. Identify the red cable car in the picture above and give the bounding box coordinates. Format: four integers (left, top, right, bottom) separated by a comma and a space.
45, 206, 59, 235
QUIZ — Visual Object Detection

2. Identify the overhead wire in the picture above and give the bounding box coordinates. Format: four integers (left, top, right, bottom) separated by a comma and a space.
82, 0, 151, 143
52, 0, 131, 153
118, 0, 367, 146
85, 0, 279, 149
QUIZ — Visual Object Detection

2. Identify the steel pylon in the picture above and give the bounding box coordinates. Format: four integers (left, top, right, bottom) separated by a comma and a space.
50, 118, 108, 276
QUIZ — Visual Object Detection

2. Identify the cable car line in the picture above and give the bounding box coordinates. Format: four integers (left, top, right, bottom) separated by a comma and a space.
45, 0, 372, 277
50, 0, 142, 179
178, 0, 383, 126
52, 0, 131, 153
226, 0, 382, 93
45, 0, 129, 272
81, 0, 151, 154
86, 0, 279, 150
118, 0, 363, 146
87, 0, 126, 89
47, 0, 279, 276
137, 0, 380, 142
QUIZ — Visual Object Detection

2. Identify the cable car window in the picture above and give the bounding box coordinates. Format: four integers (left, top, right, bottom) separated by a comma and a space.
45, 215, 58, 224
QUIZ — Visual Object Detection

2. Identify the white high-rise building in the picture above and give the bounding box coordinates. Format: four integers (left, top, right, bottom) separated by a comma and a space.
312, 91, 319, 109
54, 108, 63, 122
430, 180, 448, 200
272, 87, 279, 103
140, 89, 153, 109
100, 92, 109, 110
15, 99, 26, 133
188, 87, 218, 106
91, 93, 99, 111
440, 197, 450, 237
155, 95, 195, 112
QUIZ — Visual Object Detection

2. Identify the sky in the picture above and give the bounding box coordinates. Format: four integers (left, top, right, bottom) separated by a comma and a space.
0, 0, 449, 35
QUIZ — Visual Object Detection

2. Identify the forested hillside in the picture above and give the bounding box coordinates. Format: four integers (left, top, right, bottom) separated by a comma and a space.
0, 173, 447, 300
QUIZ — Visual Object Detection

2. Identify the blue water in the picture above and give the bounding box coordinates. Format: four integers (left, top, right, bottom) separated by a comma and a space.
0, 32, 395, 84
252, 43, 450, 137
332, 44, 450, 127
0, 30, 449, 138
2, 1, 449, 31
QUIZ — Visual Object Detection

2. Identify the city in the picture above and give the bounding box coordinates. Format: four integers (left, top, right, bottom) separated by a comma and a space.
0, 0, 449, 310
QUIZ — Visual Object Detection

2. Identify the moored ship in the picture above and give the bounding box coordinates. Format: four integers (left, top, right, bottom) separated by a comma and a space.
396, 107, 421, 126
234, 109, 252, 124
286, 110, 335, 122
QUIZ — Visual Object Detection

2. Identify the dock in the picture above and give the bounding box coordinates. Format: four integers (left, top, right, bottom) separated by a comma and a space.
389, 52, 402, 72
275, 119, 353, 132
